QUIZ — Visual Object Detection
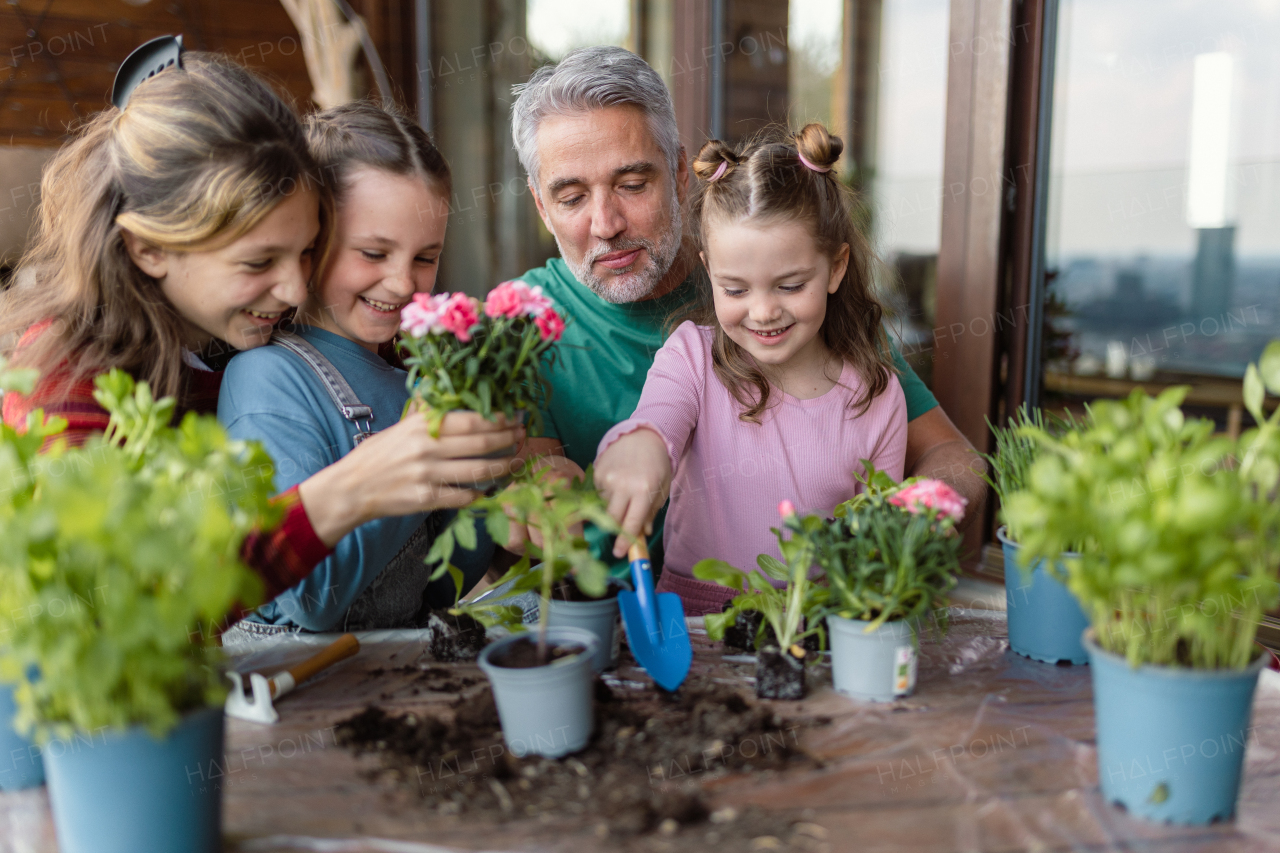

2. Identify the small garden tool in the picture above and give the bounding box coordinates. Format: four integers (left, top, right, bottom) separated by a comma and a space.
618, 541, 691, 691
225, 633, 360, 724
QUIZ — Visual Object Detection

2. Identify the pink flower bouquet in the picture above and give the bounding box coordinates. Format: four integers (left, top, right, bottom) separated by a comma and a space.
398, 281, 566, 435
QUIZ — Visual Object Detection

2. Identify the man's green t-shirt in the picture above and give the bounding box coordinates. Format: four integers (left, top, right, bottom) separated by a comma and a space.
520, 257, 939, 572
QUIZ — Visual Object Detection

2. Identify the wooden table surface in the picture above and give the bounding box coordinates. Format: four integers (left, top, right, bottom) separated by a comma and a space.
3, 609, 1279, 853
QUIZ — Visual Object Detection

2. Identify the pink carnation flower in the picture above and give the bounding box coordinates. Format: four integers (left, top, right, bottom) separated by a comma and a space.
534, 308, 565, 342
889, 479, 967, 523
778, 499, 796, 518
484, 281, 526, 319
400, 292, 446, 337
485, 280, 554, 319
438, 292, 481, 342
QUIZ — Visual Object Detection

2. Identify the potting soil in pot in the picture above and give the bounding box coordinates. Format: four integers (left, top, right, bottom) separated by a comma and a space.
487, 637, 586, 668
336, 674, 829, 841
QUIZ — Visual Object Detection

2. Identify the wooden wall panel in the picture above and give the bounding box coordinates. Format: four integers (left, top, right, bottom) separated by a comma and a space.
932, 0, 1014, 454
1, 0, 314, 146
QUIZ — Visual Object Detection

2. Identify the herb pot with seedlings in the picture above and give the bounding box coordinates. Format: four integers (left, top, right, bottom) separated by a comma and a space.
1006, 348, 1280, 825
981, 405, 1090, 665
0, 371, 275, 853
819, 477, 964, 702
431, 467, 620, 756
695, 501, 830, 700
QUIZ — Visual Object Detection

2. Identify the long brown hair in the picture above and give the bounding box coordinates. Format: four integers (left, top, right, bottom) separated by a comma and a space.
0, 52, 331, 402
681, 123, 895, 423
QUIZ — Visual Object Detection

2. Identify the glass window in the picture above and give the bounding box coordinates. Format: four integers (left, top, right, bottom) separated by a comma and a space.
1039, 2, 1280, 423
526, 0, 631, 62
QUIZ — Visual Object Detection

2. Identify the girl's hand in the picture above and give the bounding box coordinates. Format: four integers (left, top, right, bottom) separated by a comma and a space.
299, 410, 522, 547
594, 428, 671, 558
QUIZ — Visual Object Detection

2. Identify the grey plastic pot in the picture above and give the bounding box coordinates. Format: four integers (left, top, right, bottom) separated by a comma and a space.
477, 626, 598, 758
545, 588, 622, 672
828, 614, 917, 702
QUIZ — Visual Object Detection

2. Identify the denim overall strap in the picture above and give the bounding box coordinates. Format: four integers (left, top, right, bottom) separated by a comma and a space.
269, 330, 375, 444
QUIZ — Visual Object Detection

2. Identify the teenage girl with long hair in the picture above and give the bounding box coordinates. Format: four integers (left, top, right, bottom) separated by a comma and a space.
594, 123, 908, 615
1, 52, 519, 604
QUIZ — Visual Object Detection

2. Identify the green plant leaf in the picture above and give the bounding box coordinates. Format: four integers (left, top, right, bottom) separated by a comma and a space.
1259, 341, 1280, 395
1244, 364, 1266, 423
755, 554, 789, 582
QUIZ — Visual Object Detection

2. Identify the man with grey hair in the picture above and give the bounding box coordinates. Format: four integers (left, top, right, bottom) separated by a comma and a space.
511, 46, 985, 571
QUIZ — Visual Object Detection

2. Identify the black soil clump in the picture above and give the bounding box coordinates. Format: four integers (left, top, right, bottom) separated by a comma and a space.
756, 646, 806, 700
423, 610, 487, 662
335, 673, 825, 841
722, 605, 824, 655
487, 637, 585, 669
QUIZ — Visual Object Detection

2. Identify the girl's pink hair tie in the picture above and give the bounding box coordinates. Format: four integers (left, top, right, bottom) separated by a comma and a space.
708, 160, 729, 182
797, 151, 831, 174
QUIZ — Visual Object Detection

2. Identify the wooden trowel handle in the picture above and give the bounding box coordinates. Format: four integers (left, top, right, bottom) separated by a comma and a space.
285, 633, 359, 688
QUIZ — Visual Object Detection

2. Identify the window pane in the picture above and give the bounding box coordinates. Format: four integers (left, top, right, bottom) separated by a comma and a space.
1041, 2, 1280, 415
527, 0, 630, 61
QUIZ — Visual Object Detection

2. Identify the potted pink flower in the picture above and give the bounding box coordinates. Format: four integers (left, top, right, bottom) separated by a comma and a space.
817, 473, 965, 701
398, 281, 566, 438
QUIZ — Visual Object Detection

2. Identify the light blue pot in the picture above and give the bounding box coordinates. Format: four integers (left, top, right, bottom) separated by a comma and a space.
45, 705, 224, 853
478, 626, 598, 758
1086, 632, 1265, 824
998, 527, 1090, 665
0, 682, 44, 790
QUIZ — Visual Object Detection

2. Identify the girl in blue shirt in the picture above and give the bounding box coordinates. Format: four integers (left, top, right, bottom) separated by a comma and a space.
219, 102, 502, 633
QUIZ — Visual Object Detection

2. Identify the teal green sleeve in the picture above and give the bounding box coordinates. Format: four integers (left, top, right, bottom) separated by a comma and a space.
889, 341, 938, 422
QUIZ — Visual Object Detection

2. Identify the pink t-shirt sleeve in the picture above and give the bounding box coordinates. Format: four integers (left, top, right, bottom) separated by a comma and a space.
597, 322, 706, 473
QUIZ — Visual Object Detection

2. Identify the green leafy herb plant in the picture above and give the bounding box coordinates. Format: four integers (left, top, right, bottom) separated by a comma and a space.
1004, 344, 1280, 670
428, 466, 619, 661
0, 370, 277, 740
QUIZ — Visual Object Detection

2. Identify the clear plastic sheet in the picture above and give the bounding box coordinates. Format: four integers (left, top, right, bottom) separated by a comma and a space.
2, 609, 1278, 852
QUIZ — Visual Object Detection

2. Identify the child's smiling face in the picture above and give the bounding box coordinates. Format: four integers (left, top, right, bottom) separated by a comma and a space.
702, 217, 849, 380
305, 167, 449, 352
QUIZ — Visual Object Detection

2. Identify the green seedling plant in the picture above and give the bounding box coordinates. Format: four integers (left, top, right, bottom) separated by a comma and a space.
0, 369, 276, 741
979, 404, 1086, 563
695, 503, 831, 655
428, 465, 619, 661
819, 477, 963, 637
1004, 343, 1280, 669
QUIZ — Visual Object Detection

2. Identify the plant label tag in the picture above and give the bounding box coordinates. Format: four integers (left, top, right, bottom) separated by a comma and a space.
894, 645, 917, 696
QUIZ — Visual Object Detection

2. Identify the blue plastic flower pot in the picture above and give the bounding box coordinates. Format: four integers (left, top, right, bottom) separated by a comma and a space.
0, 682, 44, 791
1085, 631, 1265, 824
478, 626, 598, 758
998, 527, 1090, 665
44, 705, 224, 853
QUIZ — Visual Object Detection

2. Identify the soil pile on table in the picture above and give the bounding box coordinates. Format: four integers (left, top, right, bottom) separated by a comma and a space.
336, 673, 827, 842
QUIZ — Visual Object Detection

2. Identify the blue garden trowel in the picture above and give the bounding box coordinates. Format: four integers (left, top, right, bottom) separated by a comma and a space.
618, 540, 691, 692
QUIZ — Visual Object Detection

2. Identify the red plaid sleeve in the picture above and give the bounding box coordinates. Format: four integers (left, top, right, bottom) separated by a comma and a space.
241, 486, 332, 599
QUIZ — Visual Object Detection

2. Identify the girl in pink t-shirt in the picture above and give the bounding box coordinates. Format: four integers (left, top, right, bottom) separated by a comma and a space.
594, 123, 907, 615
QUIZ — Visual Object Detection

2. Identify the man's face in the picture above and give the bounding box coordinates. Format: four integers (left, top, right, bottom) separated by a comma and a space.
530, 105, 688, 303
